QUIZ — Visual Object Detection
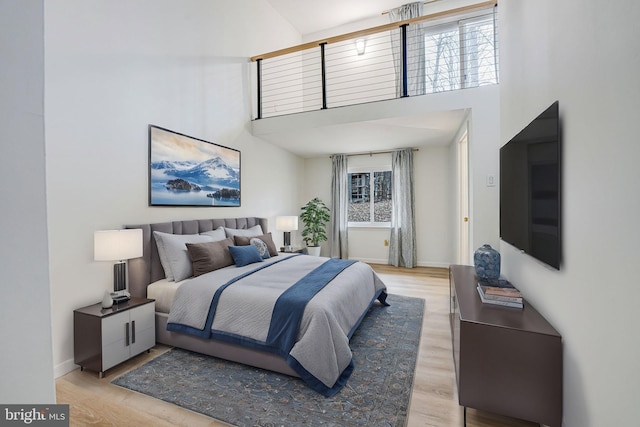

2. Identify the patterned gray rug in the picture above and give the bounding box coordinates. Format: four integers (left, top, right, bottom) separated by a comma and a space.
112, 294, 424, 426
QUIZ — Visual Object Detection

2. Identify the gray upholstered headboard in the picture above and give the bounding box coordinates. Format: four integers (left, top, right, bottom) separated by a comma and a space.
125, 217, 268, 298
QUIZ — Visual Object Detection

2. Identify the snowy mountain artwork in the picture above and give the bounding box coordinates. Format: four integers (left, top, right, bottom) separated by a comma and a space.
149, 126, 240, 206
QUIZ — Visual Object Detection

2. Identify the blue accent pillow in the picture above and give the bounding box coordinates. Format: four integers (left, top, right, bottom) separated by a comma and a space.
228, 245, 264, 267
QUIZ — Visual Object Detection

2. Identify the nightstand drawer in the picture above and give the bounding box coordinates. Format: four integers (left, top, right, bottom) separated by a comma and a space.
131, 324, 155, 355
102, 338, 129, 371
130, 302, 155, 331
102, 310, 129, 346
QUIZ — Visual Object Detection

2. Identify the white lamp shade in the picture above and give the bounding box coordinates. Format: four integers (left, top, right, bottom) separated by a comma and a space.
94, 229, 143, 261
275, 216, 299, 232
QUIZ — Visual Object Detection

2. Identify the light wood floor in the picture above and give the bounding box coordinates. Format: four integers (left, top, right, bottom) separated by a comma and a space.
56, 265, 538, 427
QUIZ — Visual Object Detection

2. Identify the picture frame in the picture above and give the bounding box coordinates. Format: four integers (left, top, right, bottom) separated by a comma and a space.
149, 125, 241, 207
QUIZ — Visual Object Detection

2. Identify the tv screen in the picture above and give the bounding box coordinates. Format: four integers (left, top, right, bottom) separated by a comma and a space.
500, 101, 561, 269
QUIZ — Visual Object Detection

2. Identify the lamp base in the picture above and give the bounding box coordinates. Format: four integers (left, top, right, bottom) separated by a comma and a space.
111, 289, 130, 304
114, 261, 126, 293
112, 294, 130, 304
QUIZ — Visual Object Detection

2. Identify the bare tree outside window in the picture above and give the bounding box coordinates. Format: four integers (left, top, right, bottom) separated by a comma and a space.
424, 13, 498, 94
464, 17, 498, 87
373, 171, 392, 222
425, 27, 460, 93
348, 171, 392, 223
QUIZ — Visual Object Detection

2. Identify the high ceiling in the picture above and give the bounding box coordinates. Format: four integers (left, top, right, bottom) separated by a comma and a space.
260, 0, 469, 158
266, 0, 417, 36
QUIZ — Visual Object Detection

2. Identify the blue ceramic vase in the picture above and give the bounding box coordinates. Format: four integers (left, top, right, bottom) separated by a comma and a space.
474, 244, 500, 280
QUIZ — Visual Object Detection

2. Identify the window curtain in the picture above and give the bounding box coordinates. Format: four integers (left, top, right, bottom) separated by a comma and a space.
330, 154, 349, 259
389, 148, 416, 268
389, 2, 425, 97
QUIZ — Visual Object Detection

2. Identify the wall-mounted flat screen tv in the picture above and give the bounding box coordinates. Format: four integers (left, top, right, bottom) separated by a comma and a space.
500, 101, 561, 269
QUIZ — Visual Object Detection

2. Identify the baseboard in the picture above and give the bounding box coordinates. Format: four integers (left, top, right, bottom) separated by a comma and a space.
54, 358, 78, 379
352, 257, 450, 269
416, 261, 450, 268
350, 257, 388, 265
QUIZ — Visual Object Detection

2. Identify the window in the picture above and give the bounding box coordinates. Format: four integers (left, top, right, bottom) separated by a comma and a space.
424, 24, 461, 93
424, 11, 498, 94
348, 170, 392, 225
462, 14, 498, 87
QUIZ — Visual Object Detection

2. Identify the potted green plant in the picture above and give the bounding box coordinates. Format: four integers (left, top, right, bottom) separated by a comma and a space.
300, 197, 330, 256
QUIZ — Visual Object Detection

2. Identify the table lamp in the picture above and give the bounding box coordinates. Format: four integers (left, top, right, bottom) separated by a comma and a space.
94, 229, 143, 304
275, 216, 298, 252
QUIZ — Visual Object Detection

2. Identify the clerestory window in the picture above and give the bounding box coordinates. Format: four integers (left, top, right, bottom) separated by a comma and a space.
424, 11, 498, 93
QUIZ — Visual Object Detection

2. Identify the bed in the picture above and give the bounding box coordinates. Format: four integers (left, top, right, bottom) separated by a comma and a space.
126, 217, 387, 396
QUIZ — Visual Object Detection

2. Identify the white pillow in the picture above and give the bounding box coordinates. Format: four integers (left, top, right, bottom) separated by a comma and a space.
200, 226, 226, 241
224, 224, 264, 239
153, 231, 214, 281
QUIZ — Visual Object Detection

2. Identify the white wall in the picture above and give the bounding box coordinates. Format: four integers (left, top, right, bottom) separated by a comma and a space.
44, 0, 305, 377
301, 0, 493, 42
414, 145, 454, 266
499, 1, 640, 426
301, 85, 500, 266
0, 0, 56, 403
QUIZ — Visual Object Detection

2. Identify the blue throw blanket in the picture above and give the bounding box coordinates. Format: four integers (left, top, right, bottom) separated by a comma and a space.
266, 258, 357, 354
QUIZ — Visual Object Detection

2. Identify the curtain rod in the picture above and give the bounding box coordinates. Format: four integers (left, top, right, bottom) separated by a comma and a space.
381, 0, 497, 15
381, 0, 442, 15
331, 148, 419, 158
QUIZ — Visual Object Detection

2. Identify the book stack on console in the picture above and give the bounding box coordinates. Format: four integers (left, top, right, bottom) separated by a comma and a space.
477, 278, 523, 309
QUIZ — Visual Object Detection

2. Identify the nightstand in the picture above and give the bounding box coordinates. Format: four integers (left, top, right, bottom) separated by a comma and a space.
74, 297, 155, 378
279, 247, 304, 254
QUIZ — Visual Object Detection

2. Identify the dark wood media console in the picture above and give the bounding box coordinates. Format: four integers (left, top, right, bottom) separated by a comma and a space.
449, 265, 562, 426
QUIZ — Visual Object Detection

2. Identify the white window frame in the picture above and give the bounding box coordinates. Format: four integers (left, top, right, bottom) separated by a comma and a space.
347, 165, 392, 228
422, 8, 498, 93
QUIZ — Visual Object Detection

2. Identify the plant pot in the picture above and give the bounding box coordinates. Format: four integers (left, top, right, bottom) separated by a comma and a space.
307, 246, 321, 256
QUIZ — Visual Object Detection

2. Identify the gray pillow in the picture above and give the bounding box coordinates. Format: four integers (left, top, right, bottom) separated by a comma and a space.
224, 225, 264, 239
153, 231, 214, 281
200, 226, 226, 241
234, 233, 278, 257
186, 238, 234, 277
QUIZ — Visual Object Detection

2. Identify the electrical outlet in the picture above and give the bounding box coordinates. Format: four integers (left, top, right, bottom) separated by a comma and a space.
384, 239, 389, 246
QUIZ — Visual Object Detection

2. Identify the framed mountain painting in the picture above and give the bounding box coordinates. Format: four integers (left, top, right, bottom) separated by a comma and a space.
149, 125, 241, 207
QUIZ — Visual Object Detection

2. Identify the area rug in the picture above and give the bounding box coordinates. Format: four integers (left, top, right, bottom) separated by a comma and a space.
112, 294, 424, 427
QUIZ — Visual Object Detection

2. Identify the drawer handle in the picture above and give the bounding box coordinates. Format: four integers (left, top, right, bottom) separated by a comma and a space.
132, 320, 136, 344
125, 322, 130, 346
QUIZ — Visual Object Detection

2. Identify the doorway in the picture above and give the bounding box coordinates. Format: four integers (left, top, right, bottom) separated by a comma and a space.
457, 129, 470, 264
